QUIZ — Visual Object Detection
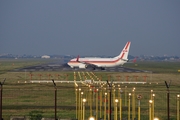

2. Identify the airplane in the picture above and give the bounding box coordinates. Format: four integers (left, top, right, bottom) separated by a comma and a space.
67, 41, 131, 70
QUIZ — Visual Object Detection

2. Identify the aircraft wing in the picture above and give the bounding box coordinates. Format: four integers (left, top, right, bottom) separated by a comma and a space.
76, 55, 99, 68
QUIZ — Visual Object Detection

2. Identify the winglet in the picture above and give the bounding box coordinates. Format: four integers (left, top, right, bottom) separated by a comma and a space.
76, 55, 80, 62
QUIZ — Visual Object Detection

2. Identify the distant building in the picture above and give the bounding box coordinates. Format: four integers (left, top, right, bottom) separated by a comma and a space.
41, 55, 50, 59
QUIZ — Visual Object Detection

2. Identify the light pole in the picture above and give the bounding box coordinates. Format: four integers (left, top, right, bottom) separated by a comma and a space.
99, 88, 102, 119
119, 88, 123, 120
52, 79, 57, 120
177, 95, 180, 120
75, 88, 78, 119
152, 94, 155, 120
113, 89, 116, 119
115, 99, 118, 120
96, 89, 98, 120
132, 88, 136, 120
137, 94, 142, 120
89, 88, 92, 116
149, 100, 153, 120
125, 86, 127, 106
83, 98, 86, 120
0, 78, 5, 120
81, 92, 84, 120
128, 93, 131, 120
104, 92, 107, 120
78, 88, 81, 120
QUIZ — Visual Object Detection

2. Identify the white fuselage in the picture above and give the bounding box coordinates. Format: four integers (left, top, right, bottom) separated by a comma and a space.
68, 57, 127, 68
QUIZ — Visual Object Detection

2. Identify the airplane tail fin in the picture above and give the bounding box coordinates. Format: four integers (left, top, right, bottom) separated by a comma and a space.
116, 41, 131, 61
76, 55, 80, 62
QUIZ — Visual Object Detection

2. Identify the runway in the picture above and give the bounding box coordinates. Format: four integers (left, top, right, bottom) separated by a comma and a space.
12, 63, 149, 73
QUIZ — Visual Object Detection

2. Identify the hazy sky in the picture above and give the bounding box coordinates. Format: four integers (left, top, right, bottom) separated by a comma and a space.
0, 0, 180, 56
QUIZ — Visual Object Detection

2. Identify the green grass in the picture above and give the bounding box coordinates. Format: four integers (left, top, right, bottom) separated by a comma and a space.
124, 61, 180, 73
0, 58, 53, 75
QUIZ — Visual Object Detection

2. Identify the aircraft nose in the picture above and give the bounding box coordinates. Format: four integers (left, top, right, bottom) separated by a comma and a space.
67, 62, 73, 68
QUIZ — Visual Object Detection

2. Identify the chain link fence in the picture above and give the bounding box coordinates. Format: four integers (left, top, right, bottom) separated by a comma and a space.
1, 83, 180, 120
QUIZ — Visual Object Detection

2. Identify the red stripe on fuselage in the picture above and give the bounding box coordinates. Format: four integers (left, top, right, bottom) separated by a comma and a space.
69, 56, 123, 64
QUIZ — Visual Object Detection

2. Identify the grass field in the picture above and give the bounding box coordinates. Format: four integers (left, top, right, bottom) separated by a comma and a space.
0, 59, 180, 120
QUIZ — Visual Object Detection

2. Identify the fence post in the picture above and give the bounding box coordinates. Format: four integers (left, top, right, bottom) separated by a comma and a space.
177, 95, 180, 120
52, 79, 57, 120
0, 79, 6, 120
165, 81, 171, 120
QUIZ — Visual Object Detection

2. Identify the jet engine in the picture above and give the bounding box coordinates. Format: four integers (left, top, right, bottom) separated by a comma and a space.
79, 64, 98, 70
79, 64, 87, 69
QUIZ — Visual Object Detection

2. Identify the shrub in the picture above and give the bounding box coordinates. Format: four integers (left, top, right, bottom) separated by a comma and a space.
28, 110, 43, 120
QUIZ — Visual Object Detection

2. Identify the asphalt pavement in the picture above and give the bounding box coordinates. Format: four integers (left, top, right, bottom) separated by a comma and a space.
12, 63, 148, 73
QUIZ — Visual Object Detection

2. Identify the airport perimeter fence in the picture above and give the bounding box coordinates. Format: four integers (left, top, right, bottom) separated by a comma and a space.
1, 84, 180, 120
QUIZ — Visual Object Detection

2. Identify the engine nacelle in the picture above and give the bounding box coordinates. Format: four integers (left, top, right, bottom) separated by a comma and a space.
79, 64, 87, 69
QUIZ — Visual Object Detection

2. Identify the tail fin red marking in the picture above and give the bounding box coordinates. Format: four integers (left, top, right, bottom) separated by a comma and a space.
76, 55, 80, 62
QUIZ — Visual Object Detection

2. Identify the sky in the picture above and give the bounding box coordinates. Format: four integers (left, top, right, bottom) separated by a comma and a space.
0, 0, 180, 56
